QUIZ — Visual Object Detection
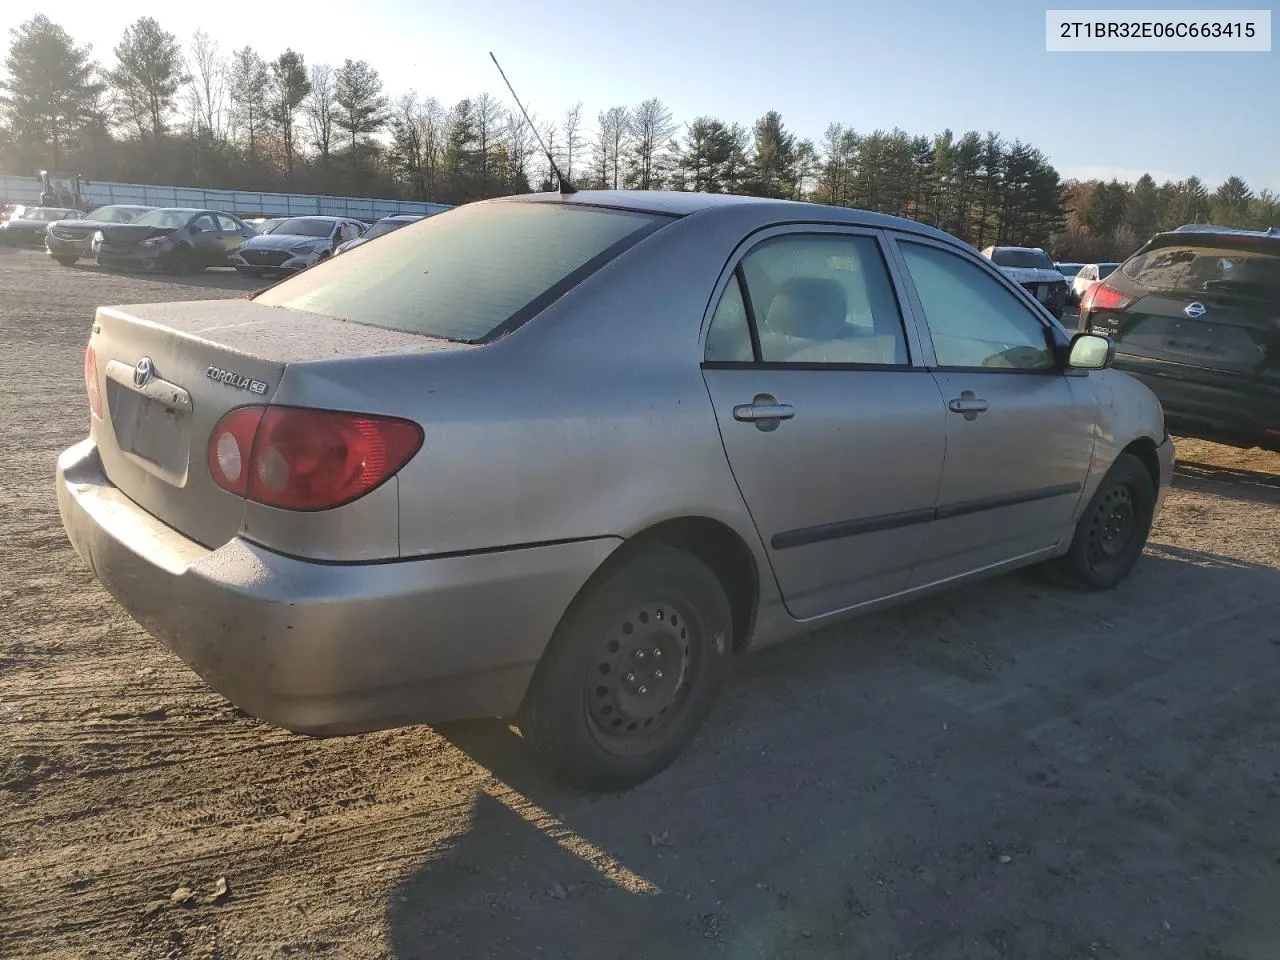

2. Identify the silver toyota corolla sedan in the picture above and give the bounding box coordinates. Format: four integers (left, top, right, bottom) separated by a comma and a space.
57, 191, 1174, 790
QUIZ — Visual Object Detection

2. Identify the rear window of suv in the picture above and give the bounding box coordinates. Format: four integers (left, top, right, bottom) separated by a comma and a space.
254, 201, 673, 342
1122, 242, 1280, 298
990, 249, 1055, 270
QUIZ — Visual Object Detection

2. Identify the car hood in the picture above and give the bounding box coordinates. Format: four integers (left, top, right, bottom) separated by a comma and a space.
100, 224, 179, 244
241, 233, 330, 252
997, 266, 1065, 283
2, 218, 54, 230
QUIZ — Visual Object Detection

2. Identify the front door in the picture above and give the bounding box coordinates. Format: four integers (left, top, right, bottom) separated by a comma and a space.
701, 228, 947, 620
189, 213, 223, 265
890, 236, 1096, 585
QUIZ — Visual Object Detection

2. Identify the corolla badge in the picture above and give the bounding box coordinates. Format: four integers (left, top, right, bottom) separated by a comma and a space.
206, 364, 269, 395
1184, 302, 1207, 318
133, 356, 155, 388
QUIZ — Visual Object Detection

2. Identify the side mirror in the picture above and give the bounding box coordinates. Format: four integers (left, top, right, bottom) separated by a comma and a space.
1067, 332, 1115, 370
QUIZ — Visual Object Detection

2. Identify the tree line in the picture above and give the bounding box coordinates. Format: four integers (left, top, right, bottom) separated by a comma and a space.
1, 14, 1274, 258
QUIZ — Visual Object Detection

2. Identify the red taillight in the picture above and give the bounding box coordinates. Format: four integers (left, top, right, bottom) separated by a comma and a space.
1080, 282, 1136, 314
84, 344, 103, 420
208, 406, 423, 511
208, 406, 267, 496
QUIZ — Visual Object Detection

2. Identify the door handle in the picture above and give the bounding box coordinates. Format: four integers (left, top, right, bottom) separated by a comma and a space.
733, 401, 795, 422
947, 391, 989, 421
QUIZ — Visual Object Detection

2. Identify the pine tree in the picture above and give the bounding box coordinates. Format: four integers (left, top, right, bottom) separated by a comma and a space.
228, 47, 269, 161
333, 58, 388, 158
0, 15, 105, 169
745, 110, 796, 199
269, 50, 309, 177
107, 17, 185, 141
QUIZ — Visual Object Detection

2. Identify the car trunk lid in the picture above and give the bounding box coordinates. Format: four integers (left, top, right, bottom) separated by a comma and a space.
87, 298, 465, 549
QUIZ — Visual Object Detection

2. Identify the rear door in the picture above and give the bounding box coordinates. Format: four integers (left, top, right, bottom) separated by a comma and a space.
700, 226, 947, 620
189, 213, 223, 265
1091, 236, 1280, 436
215, 214, 246, 261
889, 235, 1096, 585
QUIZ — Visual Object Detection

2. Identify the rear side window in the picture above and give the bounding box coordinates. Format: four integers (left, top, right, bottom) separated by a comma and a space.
216, 214, 240, 232
255, 202, 672, 342
1122, 243, 1280, 298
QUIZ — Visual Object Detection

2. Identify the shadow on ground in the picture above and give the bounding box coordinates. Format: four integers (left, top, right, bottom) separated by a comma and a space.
386, 548, 1280, 960
1175, 459, 1280, 507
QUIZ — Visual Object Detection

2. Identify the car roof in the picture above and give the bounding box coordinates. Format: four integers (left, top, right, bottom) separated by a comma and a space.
279, 215, 350, 222
380, 214, 425, 221
503, 190, 968, 247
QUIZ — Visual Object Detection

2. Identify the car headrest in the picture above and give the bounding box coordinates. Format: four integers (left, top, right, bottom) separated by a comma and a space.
764, 277, 848, 341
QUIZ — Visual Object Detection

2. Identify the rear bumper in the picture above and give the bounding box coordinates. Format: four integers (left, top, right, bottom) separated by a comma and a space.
1118, 360, 1280, 449
56, 439, 620, 735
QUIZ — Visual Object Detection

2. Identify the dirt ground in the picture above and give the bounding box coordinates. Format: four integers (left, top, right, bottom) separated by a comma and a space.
3, 246, 1280, 960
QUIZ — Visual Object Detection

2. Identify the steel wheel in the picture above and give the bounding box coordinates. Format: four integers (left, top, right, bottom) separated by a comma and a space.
518, 545, 733, 790
585, 598, 700, 756
1047, 452, 1156, 591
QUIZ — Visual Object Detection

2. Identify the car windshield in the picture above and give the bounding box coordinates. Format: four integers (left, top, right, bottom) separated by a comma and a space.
363, 219, 413, 240
273, 218, 336, 238
130, 210, 193, 229
1057, 264, 1083, 278
88, 206, 148, 223
991, 249, 1056, 269
255, 201, 673, 342
1123, 242, 1280, 299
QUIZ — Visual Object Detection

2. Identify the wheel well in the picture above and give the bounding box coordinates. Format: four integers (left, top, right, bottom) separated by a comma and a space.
607, 518, 760, 655
1121, 436, 1160, 490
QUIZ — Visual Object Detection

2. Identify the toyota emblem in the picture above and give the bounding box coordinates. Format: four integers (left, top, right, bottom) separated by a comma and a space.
133, 356, 155, 388
1184, 302, 1207, 318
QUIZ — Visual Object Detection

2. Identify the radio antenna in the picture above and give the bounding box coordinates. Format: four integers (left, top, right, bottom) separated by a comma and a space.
489, 52, 576, 195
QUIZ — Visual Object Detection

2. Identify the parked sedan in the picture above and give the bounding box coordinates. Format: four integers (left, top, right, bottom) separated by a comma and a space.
0, 206, 82, 246
95, 208, 255, 273
334, 214, 424, 255
231, 216, 365, 277
1079, 225, 1280, 451
58, 191, 1172, 790
46, 204, 155, 265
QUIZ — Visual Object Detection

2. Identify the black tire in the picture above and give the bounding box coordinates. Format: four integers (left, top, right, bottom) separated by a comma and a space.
52, 255, 77, 267
517, 545, 733, 791
168, 246, 197, 274
1046, 453, 1155, 590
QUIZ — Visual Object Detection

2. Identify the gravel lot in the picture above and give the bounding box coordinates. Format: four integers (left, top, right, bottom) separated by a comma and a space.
3, 246, 1280, 960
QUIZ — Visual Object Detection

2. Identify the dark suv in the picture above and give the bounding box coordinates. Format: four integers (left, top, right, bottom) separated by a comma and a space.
1078, 224, 1280, 451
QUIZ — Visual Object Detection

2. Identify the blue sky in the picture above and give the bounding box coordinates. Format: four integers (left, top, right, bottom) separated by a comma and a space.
4, 0, 1277, 190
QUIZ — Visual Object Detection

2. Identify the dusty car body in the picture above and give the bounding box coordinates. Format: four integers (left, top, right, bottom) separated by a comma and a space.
96, 208, 255, 273
46, 204, 155, 264
58, 191, 1173, 789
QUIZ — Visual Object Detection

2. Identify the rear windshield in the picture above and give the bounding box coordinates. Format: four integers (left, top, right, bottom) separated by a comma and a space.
273, 217, 337, 238
1098, 263, 1119, 278
1122, 242, 1280, 298
27, 208, 72, 221
1057, 264, 1083, 278
991, 249, 1055, 269
255, 201, 672, 342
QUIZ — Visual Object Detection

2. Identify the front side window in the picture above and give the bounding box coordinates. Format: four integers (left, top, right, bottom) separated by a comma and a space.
216, 214, 240, 232
899, 241, 1056, 370
255, 201, 672, 342
717, 233, 909, 366
192, 214, 217, 232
